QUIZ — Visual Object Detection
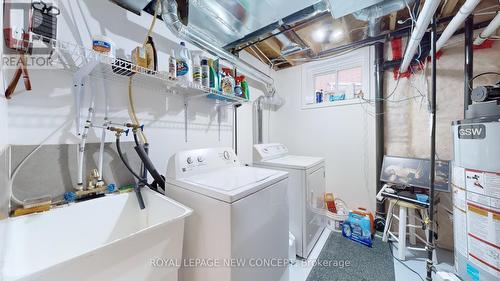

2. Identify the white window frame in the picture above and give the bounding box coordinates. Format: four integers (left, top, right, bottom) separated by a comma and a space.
301, 47, 372, 109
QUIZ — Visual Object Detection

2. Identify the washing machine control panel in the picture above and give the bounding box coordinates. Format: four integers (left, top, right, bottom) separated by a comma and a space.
253, 143, 289, 162
167, 148, 240, 179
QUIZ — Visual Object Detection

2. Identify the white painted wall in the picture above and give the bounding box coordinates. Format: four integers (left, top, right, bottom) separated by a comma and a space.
0, 0, 9, 274
268, 47, 377, 213
4, 0, 271, 195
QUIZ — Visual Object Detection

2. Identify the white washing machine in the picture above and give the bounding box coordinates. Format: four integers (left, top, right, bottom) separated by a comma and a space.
253, 143, 326, 259
165, 147, 289, 281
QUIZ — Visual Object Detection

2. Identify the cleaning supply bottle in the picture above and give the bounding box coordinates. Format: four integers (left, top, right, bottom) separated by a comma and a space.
208, 59, 217, 90
144, 36, 157, 72
169, 49, 177, 80
201, 57, 209, 87
221, 67, 235, 95
192, 53, 202, 86
241, 76, 250, 100
176, 42, 192, 84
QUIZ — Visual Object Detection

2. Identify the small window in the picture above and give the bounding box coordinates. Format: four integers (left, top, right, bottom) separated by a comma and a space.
312, 66, 362, 104
301, 48, 371, 109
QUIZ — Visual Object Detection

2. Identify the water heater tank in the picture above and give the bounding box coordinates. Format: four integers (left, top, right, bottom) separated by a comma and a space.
451, 115, 500, 281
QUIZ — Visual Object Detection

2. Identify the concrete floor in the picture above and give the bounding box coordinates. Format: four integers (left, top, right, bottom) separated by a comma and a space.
288, 228, 455, 281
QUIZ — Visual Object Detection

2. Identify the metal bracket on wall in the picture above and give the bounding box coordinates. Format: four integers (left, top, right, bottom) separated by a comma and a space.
184, 95, 189, 143
217, 101, 222, 142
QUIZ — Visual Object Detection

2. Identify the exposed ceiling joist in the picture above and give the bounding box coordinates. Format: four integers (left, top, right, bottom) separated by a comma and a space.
389, 11, 398, 31
441, 0, 461, 17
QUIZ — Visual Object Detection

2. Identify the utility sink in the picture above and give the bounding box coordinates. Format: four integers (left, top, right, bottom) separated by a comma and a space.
0, 189, 192, 281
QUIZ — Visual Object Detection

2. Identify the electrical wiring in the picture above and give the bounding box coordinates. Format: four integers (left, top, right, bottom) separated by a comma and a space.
468, 72, 500, 90
388, 240, 426, 281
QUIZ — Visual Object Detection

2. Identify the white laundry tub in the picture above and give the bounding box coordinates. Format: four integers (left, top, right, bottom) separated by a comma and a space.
0, 188, 192, 281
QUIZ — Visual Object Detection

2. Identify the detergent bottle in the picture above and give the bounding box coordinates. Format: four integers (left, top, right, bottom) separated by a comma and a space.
176, 42, 192, 84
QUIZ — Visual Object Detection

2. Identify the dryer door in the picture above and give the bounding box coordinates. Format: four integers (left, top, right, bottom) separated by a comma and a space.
304, 166, 326, 258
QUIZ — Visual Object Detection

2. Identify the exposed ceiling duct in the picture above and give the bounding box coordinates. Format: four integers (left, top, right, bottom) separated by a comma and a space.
352, 0, 414, 37
160, 0, 275, 89
273, 31, 303, 56
108, 0, 150, 15
224, 1, 330, 52
328, 0, 385, 19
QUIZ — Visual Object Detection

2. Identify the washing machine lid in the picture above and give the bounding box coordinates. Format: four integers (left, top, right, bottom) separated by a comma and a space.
257, 155, 324, 170
171, 166, 288, 203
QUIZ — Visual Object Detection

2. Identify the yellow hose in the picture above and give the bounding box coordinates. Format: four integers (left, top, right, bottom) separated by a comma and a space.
128, 0, 160, 144
128, 77, 147, 143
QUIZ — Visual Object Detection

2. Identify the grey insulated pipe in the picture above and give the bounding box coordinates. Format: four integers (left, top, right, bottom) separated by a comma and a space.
253, 96, 265, 145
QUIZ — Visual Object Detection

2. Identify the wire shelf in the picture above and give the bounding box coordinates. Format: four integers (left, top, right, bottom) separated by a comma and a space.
16, 33, 249, 104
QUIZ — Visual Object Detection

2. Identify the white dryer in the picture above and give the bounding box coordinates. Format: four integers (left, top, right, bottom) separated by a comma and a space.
165, 147, 289, 281
253, 143, 326, 259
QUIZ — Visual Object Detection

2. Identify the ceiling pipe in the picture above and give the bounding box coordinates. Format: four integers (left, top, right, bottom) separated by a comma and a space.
160, 0, 274, 89
399, 0, 441, 73
436, 0, 482, 51
473, 11, 500, 45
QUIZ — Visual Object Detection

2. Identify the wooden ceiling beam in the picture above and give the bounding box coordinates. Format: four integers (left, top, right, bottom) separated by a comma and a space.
440, 0, 460, 17
389, 11, 398, 31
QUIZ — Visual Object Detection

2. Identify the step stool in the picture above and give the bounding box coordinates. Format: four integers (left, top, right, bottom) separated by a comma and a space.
382, 199, 429, 260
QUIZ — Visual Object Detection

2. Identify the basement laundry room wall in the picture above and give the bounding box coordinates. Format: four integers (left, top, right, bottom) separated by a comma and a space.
384, 36, 500, 249
2, 0, 269, 207
267, 47, 377, 213
0, 0, 8, 274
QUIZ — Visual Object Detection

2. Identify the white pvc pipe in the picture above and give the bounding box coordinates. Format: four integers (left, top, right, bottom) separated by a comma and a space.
76, 83, 96, 190
436, 0, 482, 51
474, 12, 500, 45
400, 0, 441, 73
97, 80, 109, 184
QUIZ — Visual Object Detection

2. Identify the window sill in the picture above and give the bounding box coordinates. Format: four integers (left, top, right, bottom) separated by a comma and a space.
301, 99, 363, 110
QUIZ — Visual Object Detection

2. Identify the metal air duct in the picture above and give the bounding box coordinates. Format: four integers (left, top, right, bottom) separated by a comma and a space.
352, 0, 414, 37
160, 0, 275, 90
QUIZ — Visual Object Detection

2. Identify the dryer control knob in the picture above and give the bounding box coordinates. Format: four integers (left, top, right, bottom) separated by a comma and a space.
223, 151, 230, 160
197, 156, 204, 163
187, 157, 194, 164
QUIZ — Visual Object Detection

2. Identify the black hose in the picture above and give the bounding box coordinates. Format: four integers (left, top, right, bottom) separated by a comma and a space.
134, 145, 165, 191
115, 136, 147, 209
133, 131, 141, 146
116, 137, 146, 184
132, 131, 148, 184
132, 131, 165, 192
